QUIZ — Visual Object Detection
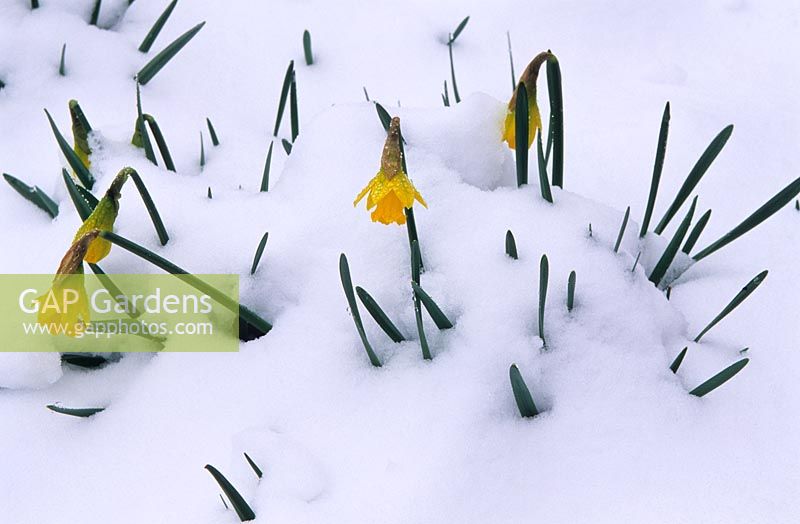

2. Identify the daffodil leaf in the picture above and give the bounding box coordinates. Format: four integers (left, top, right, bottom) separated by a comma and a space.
126, 168, 169, 246
204, 465, 256, 521
448, 39, 460, 103
694, 271, 767, 342
46, 405, 104, 417
614, 206, 630, 253
655, 125, 733, 234
669, 347, 688, 373
61, 169, 94, 221
506, 31, 515, 92
243, 452, 263, 479
144, 114, 176, 171
273, 61, 294, 136
59, 43, 67, 76
136, 21, 205, 85
260, 141, 273, 192
101, 231, 272, 339
640, 102, 670, 237
89, 0, 101, 26
538, 254, 548, 346
536, 129, 553, 202
61, 353, 109, 368
138, 0, 178, 53
250, 232, 269, 275
509, 364, 539, 417
649, 196, 697, 287
2, 173, 59, 218
689, 358, 749, 397
339, 253, 382, 367
290, 72, 299, 142
356, 286, 405, 342
505, 230, 518, 259
88, 263, 144, 320
411, 282, 453, 330
206, 117, 220, 146
682, 209, 711, 255
546, 53, 564, 188
567, 270, 576, 312
303, 29, 313, 65
375, 102, 391, 133
693, 176, 800, 261
514, 82, 528, 187
410, 240, 431, 360
44, 108, 94, 189
448, 16, 470, 44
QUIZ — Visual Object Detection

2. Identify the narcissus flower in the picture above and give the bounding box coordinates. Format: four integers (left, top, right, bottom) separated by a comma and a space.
502, 52, 551, 150
37, 230, 99, 337
354, 117, 427, 225
73, 168, 129, 263
69, 99, 92, 169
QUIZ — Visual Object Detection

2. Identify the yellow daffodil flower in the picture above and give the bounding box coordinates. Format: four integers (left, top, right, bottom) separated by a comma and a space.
502, 52, 551, 150
73, 169, 129, 263
37, 230, 99, 337
354, 117, 427, 225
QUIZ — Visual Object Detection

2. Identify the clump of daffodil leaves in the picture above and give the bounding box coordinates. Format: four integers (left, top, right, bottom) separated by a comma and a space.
354, 117, 427, 225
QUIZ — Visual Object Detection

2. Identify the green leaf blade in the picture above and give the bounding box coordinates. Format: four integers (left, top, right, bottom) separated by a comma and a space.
505, 230, 518, 259
204, 465, 256, 521
694, 270, 767, 342
138, 0, 179, 53
339, 254, 381, 367
3, 173, 59, 218
47, 405, 104, 417
356, 286, 406, 343
640, 102, 670, 237
509, 364, 539, 417
546, 54, 564, 188
250, 232, 269, 275
654, 125, 733, 234
693, 176, 800, 261
514, 82, 528, 187
689, 358, 749, 397
44, 108, 95, 189
649, 196, 697, 287
411, 282, 454, 330
136, 21, 205, 85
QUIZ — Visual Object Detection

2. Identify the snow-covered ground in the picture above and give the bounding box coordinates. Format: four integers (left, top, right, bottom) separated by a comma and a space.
0, 0, 798, 522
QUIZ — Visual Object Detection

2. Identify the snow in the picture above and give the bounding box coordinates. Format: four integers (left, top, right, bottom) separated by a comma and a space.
0, 0, 798, 522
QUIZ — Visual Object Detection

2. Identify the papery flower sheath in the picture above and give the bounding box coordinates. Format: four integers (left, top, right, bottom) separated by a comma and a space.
73, 168, 129, 263
502, 52, 551, 150
354, 117, 426, 225
36, 230, 99, 337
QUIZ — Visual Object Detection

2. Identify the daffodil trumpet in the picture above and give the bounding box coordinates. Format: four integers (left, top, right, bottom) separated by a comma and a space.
354, 117, 427, 225
37, 230, 100, 337
503, 51, 552, 150
73, 169, 130, 263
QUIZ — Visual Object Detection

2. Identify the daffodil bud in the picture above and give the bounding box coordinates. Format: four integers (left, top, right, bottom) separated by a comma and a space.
354, 117, 427, 225
37, 229, 100, 337
69, 100, 92, 169
73, 168, 130, 263
503, 51, 551, 150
